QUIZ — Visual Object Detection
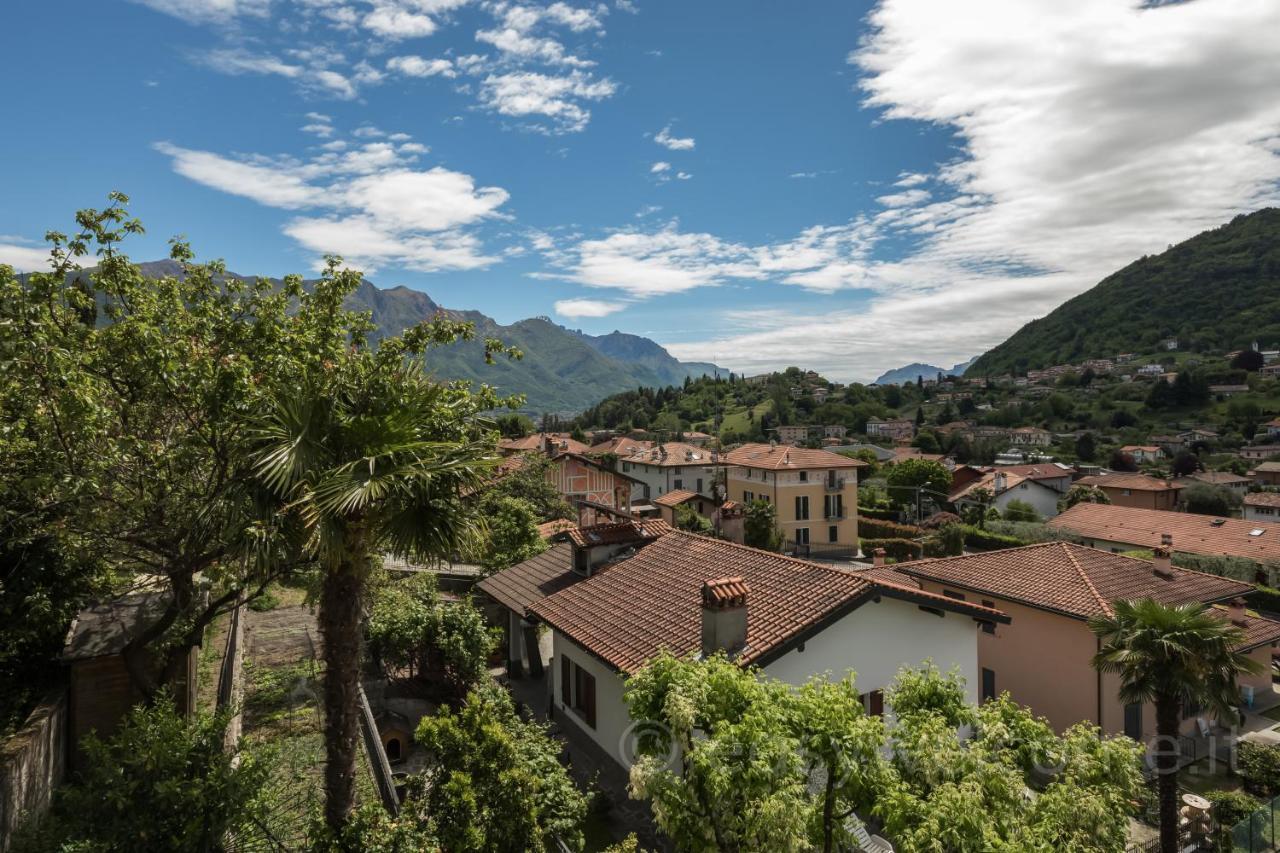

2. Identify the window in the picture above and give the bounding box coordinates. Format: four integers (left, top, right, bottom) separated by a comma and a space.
799, 470, 808, 482
796, 527, 810, 545
981, 668, 996, 703
386, 737, 402, 762
795, 495, 810, 521
1124, 702, 1142, 741
1121, 489, 1131, 496
943, 589, 966, 601
696, 477, 703, 493
744, 490, 754, 503
829, 525, 838, 543
824, 494, 843, 519
861, 690, 884, 717
981, 600, 996, 634
561, 656, 597, 729
673, 479, 683, 490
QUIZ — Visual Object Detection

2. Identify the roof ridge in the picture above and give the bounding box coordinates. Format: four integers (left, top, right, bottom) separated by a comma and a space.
664, 529, 875, 581
1060, 541, 1113, 617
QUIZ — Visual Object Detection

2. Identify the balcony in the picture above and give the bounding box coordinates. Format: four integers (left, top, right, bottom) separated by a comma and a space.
824, 477, 846, 492
825, 510, 845, 521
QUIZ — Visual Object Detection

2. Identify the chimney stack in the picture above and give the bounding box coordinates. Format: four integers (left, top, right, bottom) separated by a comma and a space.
993, 472, 1007, 493
701, 577, 749, 658
1152, 545, 1173, 577
872, 548, 887, 567
1229, 596, 1249, 628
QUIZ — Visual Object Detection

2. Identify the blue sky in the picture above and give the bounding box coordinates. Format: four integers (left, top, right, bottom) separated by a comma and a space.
2, 0, 1279, 381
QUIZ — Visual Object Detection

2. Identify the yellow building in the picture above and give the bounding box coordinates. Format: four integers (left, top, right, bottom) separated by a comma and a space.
722, 443, 865, 555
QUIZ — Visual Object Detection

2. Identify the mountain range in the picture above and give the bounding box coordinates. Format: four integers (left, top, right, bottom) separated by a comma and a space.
114, 260, 725, 414
873, 358, 976, 387
966, 208, 1280, 376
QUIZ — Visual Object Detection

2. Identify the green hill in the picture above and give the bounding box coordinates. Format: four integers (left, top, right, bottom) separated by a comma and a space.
966, 208, 1280, 377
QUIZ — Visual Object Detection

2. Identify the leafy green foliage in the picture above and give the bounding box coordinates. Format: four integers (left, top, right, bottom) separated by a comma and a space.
480, 453, 573, 522
922, 523, 965, 558
475, 496, 547, 572
1059, 484, 1111, 513
673, 503, 714, 535
1181, 483, 1240, 517
14, 697, 270, 853
1238, 742, 1280, 797
860, 537, 923, 563
366, 573, 498, 698
624, 656, 1144, 853
884, 459, 952, 510
408, 683, 589, 853
967, 208, 1280, 375
1002, 499, 1041, 523
743, 499, 784, 551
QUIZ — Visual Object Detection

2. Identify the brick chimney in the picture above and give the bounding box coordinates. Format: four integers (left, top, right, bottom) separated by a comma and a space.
872, 548, 887, 567
701, 577, 749, 658
1229, 596, 1249, 628
993, 471, 1007, 493
1152, 545, 1174, 578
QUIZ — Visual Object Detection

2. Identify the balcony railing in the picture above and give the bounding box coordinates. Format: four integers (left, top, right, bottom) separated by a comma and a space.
825, 511, 845, 521
824, 477, 845, 491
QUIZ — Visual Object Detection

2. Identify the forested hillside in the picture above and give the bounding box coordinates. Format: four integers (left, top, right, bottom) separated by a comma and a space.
967, 208, 1280, 376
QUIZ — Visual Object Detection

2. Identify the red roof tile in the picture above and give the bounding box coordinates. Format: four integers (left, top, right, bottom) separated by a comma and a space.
723, 442, 865, 471
564, 518, 671, 548
475, 543, 583, 616
653, 489, 700, 508
1077, 473, 1183, 492
1050, 503, 1280, 563
529, 532, 1003, 673
1245, 493, 1280, 508
897, 541, 1252, 620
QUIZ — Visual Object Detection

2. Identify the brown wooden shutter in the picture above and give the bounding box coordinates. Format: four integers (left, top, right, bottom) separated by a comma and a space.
869, 689, 884, 717
583, 671, 597, 729
561, 656, 571, 706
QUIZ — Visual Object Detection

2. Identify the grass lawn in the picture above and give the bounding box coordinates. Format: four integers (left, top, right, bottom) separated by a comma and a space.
1179, 756, 1242, 796
1258, 704, 1280, 724
715, 399, 773, 437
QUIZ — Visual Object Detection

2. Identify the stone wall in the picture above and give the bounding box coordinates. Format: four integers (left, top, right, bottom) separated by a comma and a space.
0, 687, 68, 851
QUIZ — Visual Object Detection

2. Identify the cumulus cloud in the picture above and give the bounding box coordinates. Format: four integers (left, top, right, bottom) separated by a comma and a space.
477, 70, 617, 133
387, 55, 457, 77
554, 297, 628, 318
653, 125, 694, 151
130, 0, 269, 24
649, 161, 670, 173
201, 49, 358, 98
0, 242, 56, 273
155, 129, 509, 273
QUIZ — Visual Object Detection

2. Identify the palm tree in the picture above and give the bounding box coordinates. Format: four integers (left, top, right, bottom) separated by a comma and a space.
1091, 598, 1260, 853
253, 369, 495, 833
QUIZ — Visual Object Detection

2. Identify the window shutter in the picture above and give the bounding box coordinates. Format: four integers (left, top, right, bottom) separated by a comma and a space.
561, 656, 571, 706
583, 672, 597, 728
868, 690, 884, 717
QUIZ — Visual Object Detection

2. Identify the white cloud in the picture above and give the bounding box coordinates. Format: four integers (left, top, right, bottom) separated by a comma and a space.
675, 171, 692, 181
653, 125, 694, 151
362, 3, 438, 38
155, 129, 509, 273
477, 70, 616, 133
131, 0, 269, 24
665, 0, 1280, 381
475, 26, 594, 67
202, 49, 359, 98
301, 122, 335, 137
649, 161, 670, 173
387, 55, 457, 77
0, 243, 55, 273
554, 297, 628, 318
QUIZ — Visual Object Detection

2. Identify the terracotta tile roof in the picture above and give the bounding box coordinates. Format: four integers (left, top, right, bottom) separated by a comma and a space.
992, 463, 1074, 482
564, 518, 671, 548
536, 519, 578, 539
1184, 471, 1254, 486
848, 565, 922, 587
499, 433, 591, 455
892, 447, 945, 463
1050, 503, 1280, 563
475, 543, 583, 615
653, 489, 700, 508
950, 470, 1035, 501
1210, 604, 1280, 652
587, 437, 654, 457
529, 532, 1004, 673
1245, 493, 1280, 508
1077, 473, 1184, 492
897, 541, 1251, 620
1121, 445, 1161, 453
723, 442, 865, 471
1255, 462, 1280, 473
618, 442, 716, 468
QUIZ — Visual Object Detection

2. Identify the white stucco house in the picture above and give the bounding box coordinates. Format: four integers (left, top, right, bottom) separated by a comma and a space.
481, 520, 1006, 772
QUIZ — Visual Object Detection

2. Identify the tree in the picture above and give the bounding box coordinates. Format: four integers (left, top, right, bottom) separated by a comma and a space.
1075, 431, 1097, 462
1092, 599, 1261, 853
1171, 449, 1200, 477
408, 683, 589, 852
482, 453, 574, 521
251, 261, 512, 833
495, 413, 535, 438
885, 458, 952, 512
673, 502, 714, 535
911, 430, 940, 454
1181, 483, 1239, 517
1232, 349, 1265, 371
475, 496, 546, 572
1109, 449, 1138, 472
366, 573, 498, 697
1003, 499, 1041, 523
743, 499, 784, 551
1059, 484, 1111, 513
14, 695, 270, 852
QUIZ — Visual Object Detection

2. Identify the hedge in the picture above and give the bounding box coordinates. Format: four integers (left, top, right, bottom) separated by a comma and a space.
962, 525, 1026, 552
857, 515, 924, 539
860, 537, 923, 563
858, 506, 900, 522
1247, 586, 1280, 616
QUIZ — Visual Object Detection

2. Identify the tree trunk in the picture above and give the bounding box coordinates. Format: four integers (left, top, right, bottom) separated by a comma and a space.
320, 559, 366, 834
1155, 697, 1181, 853
821, 769, 836, 853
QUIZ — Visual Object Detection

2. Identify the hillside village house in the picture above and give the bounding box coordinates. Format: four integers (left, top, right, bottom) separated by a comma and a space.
1119, 445, 1163, 465
1009, 427, 1052, 448
1252, 462, 1280, 487
498, 432, 591, 456
586, 436, 654, 458
481, 527, 1005, 773
864, 418, 915, 441
893, 543, 1279, 737
948, 468, 1062, 519
651, 489, 744, 542
991, 463, 1076, 494
1244, 493, 1280, 525
772, 424, 811, 446
1076, 472, 1183, 511
1267, 419, 1280, 439
613, 442, 720, 502
722, 443, 865, 555
1240, 444, 1280, 462
1050, 503, 1280, 580
1178, 470, 1255, 497
1179, 428, 1220, 445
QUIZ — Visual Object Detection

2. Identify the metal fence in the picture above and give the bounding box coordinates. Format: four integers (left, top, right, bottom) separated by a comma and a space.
1231, 793, 1280, 852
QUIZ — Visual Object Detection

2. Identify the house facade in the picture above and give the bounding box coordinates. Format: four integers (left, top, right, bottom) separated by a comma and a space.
865, 418, 915, 441
1009, 427, 1052, 448
1245, 493, 1280, 524
614, 442, 720, 502
896, 543, 1278, 738
949, 469, 1063, 519
521, 531, 1003, 771
1254, 462, 1280, 487
1076, 473, 1183, 511
1120, 445, 1163, 465
772, 425, 811, 446
722, 443, 865, 555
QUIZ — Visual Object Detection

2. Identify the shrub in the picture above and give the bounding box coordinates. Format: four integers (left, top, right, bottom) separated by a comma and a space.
962, 525, 1026, 551
919, 511, 962, 530
861, 537, 923, 562
858, 505, 900, 522
1238, 741, 1280, 797
857, 515, 924, 539
1002, 499, 1041, 523
923, 524, 965, 558
1204, 788, 1259, 849
1246, 586, 1280, 616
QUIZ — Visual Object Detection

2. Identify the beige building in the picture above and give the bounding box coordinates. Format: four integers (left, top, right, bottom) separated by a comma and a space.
894, 542, 1278, 739
722, 443, 865, 555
